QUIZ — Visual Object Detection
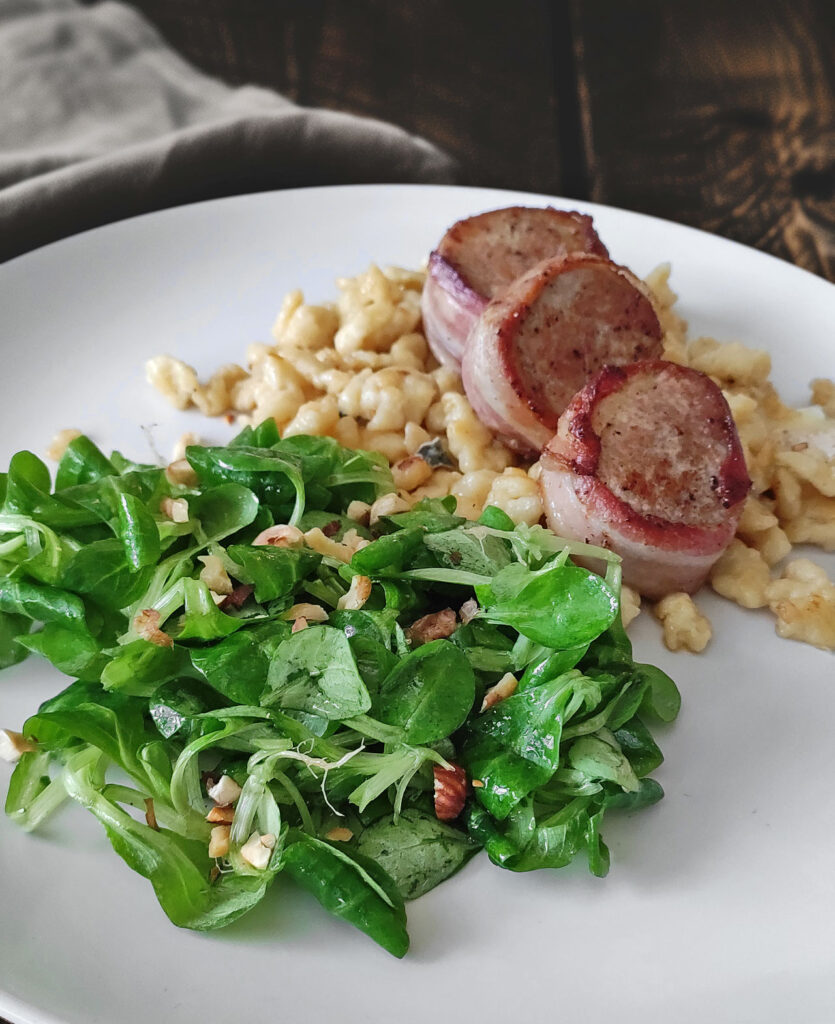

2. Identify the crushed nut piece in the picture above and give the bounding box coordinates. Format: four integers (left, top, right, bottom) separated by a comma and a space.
407, 608, 457, 646
208, 825, 231, 859
0, 729, 37, 763
337, 575, 372, 611
291, 617, 309, 633
171, 431, 203, 463
459, 598, 478, 625
165, 459, 198, 487
221, 584, 254, 610
133, 609, 174, 649
240, 832, 276, 870
252, 524, 305, 548
206, 805, 235, 825
342, 528, 371, 555
369, 491, 410, 525
207, 775, 242, 807
303, 527, 353, 562
434, 763, 468, 821
283, 603, 329, 623
481, 672, 518, 712
471, 779, 485, 789
160, 496, 189, 523
325, 827, 354, 842
346, 500, 372, 526
46, 428, 82, 462
198, 554, 233, 595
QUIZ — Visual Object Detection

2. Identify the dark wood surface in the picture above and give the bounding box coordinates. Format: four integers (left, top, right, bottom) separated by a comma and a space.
123, 0, 835, 281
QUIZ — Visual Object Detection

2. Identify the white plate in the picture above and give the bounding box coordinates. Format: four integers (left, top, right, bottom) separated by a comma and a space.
1, 185, 834, 1024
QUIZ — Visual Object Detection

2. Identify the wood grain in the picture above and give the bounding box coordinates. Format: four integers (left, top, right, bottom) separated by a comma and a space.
124, 0, 835, 280
570, 0, 835, 279
124, 0, 568, 195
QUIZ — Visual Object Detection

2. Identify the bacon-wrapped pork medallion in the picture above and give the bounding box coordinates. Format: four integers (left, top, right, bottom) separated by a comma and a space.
421, 206, 607, 369
461, 254, 663, 454
539, 360, 751, 599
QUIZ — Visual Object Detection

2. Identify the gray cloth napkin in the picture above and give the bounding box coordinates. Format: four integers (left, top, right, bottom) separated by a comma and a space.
0, 0, 458, 262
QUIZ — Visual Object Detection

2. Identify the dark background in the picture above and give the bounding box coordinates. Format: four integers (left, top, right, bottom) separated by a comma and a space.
126, 0, 835, 281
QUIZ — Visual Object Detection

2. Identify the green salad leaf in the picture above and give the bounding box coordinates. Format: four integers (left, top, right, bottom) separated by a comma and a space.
0, 423, 680, 956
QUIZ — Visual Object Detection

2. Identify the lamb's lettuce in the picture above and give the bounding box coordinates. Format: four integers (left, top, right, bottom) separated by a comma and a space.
0, 424, 679, 956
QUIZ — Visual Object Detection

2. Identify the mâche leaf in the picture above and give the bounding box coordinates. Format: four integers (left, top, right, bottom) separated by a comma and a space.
261, 624, 372, 720
355, 808, 479, 900
0, 426, 680, 954
282, 832, 409, 957
226, 544, 320, 603
0, 610, 29, 669
478, 561, 618, 648
375, 640, 475, 745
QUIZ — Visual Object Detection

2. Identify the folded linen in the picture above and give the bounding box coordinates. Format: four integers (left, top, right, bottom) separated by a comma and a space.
0, 0, 458, 261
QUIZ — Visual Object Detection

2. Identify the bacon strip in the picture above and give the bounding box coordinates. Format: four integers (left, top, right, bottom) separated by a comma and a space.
539, 360, 751, 598
462, 254, 663, 454
421, 206, 607, 369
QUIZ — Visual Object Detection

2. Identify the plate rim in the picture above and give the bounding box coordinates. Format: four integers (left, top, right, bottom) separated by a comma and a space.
5, 181, 834, 298
2, 181, 834, 1024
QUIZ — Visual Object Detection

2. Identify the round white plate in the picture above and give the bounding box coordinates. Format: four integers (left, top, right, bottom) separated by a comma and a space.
1, 185, 834, 1024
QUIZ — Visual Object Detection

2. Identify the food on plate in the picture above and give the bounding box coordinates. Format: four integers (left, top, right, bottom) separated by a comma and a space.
461, 253, 664, 453
653, 592, 713, 653
0, 425, 680, 954
145, 210, 835, 652
421, 206, 608, 369
539, 360, 750, 599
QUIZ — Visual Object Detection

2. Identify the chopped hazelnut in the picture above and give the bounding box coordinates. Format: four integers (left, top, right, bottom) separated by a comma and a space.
337, 575, 373, 611
282, 603, 329, 623
208, 825, 231, 859
252, 524, 305, 548
481, 672, 519, 712
407, 608, 457, 646
133, 609, 173, 649
207, 775, 242, 807
160, 496, 189, 523
165, 459, 198, 487
346, 500, 372, 526
206, 805, 235, 824
0, 729, 37, 763
325, 827, 354, 842
240, 832, 276, 870
459, 598, 479, 624
434, 763, 468, 821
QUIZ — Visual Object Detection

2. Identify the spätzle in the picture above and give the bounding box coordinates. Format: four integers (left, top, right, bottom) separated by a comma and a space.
147, 261, 835, 652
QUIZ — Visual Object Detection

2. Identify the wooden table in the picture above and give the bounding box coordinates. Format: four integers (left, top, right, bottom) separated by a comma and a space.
127, 0, 834, 281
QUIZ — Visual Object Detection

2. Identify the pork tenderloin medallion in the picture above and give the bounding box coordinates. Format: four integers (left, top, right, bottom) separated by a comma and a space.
539, 360, 751, 599
461, 253, 664, 454
421, 206, 608, 369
